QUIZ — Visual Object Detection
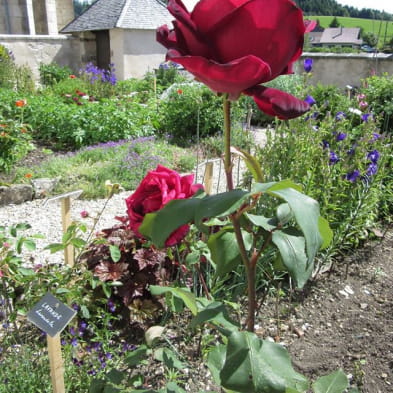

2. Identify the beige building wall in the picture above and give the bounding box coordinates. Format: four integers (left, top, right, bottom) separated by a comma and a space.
111, 28, 167, 79
297, 53, 393, 88
0, 0, 29, 34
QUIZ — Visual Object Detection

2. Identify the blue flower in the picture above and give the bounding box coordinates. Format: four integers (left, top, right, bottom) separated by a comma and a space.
361, 113, 371, 122
370, 133, 380, 142
329, 151, 340, 165
366, 163, 378, 176
322, 140, 330, 149
345, 170, 360, 182
367, 149, 380, 163
71, 338, 78, 347
336, 132, 347, 141
303, 58, 313, 73
335, 111, 346, 121
304, 95, 316, 106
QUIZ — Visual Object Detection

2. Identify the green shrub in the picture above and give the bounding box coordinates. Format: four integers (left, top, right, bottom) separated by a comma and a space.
361, 74, 393, 133
256, 103, 391, 259
158, 83, 245, 145
0, 45, 15, 90
39, 62, 74, 87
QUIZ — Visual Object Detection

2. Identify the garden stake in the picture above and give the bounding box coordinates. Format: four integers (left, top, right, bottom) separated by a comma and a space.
47, 334, 66, 393
44, 190, 83, 267
204, 162, 214, 195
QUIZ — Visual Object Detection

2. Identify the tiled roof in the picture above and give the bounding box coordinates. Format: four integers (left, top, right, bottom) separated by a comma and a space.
61, 0, 172, 33
319, 27, 362, 45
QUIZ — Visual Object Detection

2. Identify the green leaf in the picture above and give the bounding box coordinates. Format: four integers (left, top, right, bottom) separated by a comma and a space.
81, 305, 90, 319
190, 301, 239, 331
318, 216, 333, 250
109, 245, 121, 262
266, 186, 322, 263
276, 203, 294, 225
139, 198, 201, 248
312, 370, 348, 393
207, 344, 227, 386
106, 369, 125, 385
149, 286, 198, 315
44, 243, 65, 253
154, 348, 184, 370
231, 146, 264, 182
161, 382, 187, 393
17, 267, 35, 277
124, 345, 148, 367
103, 386, 121, 393
70, 238, 87, 248
219, 331, 309, 393
23, 239, 37, 251
208, 229, 245, 277
55, 288, 70, 294
89, 378, 106, 393
62, 231, 73, 244
272, 228, 312, 288
247, 214, 278, 232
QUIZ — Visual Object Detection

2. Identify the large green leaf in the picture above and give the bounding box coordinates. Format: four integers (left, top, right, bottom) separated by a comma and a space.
207, 344, 227, 386
190, 301, 239, 331
219, 331, 309, 393
247, 214, 278, 232
149, 286, 198, 315
318, 216, 333, 250
312, 370, 348, 393
139, 198, 201, 248
272, 228, 313, 289
208, 228, 251, 276
266, 187, 322, 263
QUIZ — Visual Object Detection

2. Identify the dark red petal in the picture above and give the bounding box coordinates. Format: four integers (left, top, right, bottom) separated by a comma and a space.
246, 86, 310, 120
167, 0, 197, 32
157, 25, 178, 49
167, 51, 271, 95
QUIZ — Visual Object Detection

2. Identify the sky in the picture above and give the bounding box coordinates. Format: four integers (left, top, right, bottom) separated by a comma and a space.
338, 0, 393, 14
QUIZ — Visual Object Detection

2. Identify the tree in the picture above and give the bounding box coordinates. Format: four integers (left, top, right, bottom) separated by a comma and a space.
363, 32, 378, 47
73, 0, 91, 16
329, 16, 340, 28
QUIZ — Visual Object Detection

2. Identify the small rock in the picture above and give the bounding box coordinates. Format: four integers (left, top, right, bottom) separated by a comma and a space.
31, 177, 60, 198
360, 303, 368, 310
0, 184, 34, 206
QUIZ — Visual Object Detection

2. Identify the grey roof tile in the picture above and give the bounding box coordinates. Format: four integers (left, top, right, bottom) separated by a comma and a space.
61, 0, 172, 33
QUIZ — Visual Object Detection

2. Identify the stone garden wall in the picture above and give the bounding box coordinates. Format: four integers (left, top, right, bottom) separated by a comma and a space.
298, 52, 393, 89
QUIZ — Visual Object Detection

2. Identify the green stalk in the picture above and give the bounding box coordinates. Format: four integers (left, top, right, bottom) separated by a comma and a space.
223, 95, 256, 332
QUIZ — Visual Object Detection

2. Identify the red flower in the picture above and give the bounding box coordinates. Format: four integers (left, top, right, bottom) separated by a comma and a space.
126, 165, 203, 246
177, 89, 183, 94
15, 99, 27, 107
157, 0, 315, 119
69, 74, 76, 79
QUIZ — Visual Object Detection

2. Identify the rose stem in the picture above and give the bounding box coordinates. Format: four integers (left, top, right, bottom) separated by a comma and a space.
223, 95, 256, 332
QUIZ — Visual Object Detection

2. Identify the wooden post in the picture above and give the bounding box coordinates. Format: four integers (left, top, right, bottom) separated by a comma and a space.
47, 334, 66, 393
204, 162, 214, 195
61, 197, 74, 267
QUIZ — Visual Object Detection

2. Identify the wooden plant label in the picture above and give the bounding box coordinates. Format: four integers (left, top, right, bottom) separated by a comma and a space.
27, 292, 76, 337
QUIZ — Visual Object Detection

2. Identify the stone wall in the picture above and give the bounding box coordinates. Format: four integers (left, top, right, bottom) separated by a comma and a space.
0, 0, 28, 34
298, 52, 393, 88
0, 33, 96, 79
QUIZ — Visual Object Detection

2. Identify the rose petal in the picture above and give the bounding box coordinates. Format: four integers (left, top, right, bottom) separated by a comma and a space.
304, 19, 317, 33
167, 0, 197, 31
167, 50, 271, 95
246, 86, 310, 120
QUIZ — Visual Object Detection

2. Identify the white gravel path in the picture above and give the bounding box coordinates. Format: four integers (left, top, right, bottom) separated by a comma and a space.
0, 129, 268, 266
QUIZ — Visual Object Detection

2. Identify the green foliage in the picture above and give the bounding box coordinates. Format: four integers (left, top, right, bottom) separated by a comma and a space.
39, 62, 74, 87
361, 74, 393, 133
362, 32, 378, 47
158, 83, 244, 145
0, 45, 16, 90
329, 16, 340, 28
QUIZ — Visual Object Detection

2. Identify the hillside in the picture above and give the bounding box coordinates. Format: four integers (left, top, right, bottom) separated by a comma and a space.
308, 16, 393, 43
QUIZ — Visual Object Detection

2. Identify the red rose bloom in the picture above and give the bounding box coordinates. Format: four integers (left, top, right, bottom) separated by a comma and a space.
157, 0, 315, 119
126, 165, 203, 246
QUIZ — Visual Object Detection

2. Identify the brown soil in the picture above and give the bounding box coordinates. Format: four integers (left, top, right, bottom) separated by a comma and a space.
262, 228, 393, 393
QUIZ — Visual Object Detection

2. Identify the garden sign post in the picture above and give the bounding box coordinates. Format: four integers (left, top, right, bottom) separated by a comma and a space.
44, 190, 83, 267
27, 293, 77, 393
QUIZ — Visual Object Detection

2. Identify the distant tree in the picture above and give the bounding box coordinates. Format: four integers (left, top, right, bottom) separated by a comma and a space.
362, 32, 378, 47
329, 16, 340, 28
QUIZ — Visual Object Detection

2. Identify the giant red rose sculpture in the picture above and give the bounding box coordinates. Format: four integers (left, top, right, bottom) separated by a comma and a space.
126, 165, 203, 246
157, 0, 315, 120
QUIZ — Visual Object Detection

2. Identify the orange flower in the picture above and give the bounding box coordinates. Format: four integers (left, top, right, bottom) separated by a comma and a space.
24, 173, 33, 179
69, 74, 76, 79
15, 99, 27, 107
0, 132, 8, 137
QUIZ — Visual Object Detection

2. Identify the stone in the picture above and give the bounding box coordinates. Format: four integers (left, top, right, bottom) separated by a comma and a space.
31, 177, 60, 198
0, 184, 34, 206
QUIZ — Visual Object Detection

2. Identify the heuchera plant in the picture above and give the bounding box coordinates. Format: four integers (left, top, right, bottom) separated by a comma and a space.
116, 0, 349, 392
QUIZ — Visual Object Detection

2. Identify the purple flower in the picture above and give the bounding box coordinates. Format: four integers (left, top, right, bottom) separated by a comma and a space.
329, 151, 340, 165
322, 140, 330, 149
304, 95, 316, 106
71, 338, 78, 347
71, 303, 79, 311
69, 326, 76, 336
366, 163, 378, 176
336, 132, 347, 142
303, 58, 313, 73
367, 150, 380, 163
370, 132, 380, 141
347, 146, 356, 155
345, 170, 360, 182
107, 299, 116, 313
361, 113, 371, 122
335, 111, 346, 121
